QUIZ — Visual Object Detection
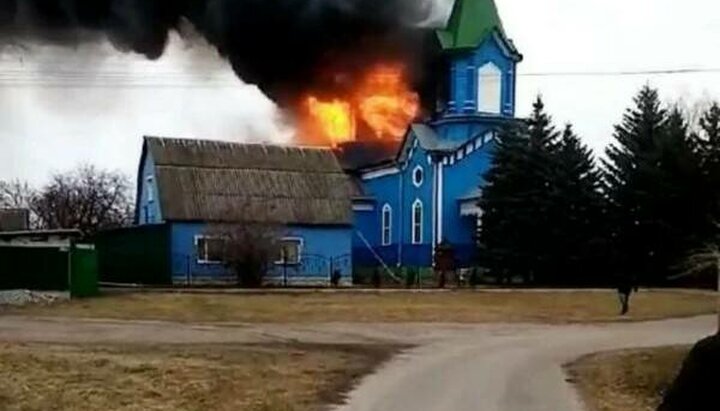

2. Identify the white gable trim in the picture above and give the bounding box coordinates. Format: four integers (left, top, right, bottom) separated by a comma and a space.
353, 203, 375, 212
361, 167, 400, 181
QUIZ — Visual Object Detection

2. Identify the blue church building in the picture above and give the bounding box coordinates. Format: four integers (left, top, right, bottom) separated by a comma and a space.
347, 0, 522, 269
133, 0, 521, 285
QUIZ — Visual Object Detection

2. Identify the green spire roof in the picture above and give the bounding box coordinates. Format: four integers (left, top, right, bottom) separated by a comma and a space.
437, 0, 506, 51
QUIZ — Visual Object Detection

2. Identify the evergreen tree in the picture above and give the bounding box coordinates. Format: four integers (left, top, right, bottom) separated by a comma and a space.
523, 97, 561, 283
695, 102, 720, 222
479, 122, 532, 283
480, 97, 605, 285
547, 125, 606, 285
604, 86, 704, 284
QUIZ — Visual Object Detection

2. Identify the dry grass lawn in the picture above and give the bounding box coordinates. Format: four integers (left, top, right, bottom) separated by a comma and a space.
566, 346, 689, 411
6, 290, 716, 323
0, 342, 396, 411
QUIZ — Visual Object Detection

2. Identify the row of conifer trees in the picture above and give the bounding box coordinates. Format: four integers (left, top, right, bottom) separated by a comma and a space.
478, 86, 720, 286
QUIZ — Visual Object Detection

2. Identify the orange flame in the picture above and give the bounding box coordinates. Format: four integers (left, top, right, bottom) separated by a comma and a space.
305, 97, 356, 145
357, 64, 420, 140
301, 63, 419, 147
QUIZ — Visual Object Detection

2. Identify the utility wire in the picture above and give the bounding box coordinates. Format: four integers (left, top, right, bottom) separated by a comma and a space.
521, 68, 720, 77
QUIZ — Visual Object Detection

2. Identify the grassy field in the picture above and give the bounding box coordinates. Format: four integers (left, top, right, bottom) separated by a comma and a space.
566, 346, 689, 411
6, 290, 716, 323
0, 342, 396, 411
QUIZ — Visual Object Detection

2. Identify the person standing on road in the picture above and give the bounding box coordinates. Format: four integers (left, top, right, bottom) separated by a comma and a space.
617, 275, 635, 315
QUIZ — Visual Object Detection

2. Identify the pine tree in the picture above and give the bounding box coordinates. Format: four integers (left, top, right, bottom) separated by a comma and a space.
479, 122, 532, 283
604, 86, 704, 284
522, 97, 561, 283
696, 103, 720, 222
547, 125, 606, 285
480, 97, 607, 285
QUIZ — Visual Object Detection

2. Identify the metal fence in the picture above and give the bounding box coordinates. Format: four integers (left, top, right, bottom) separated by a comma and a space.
171, 252, 352, 287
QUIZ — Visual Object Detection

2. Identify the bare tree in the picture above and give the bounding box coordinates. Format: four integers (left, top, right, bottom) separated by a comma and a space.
202, 200, 282, 287
206, 222, 280, 288
31, 165, 133, 235
0, 179, 35, 209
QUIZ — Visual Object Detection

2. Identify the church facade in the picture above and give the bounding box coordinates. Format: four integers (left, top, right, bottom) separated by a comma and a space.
349, 0, 522, 269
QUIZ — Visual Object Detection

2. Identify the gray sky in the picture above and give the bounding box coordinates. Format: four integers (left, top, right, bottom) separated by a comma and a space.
1, 0, 719, 184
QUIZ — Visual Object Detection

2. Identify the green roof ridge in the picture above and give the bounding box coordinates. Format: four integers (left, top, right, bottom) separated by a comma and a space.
437, 0, 504, 51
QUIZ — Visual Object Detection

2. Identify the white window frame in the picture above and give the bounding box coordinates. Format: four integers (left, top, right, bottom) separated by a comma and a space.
194, 235, 224, 265
412, 165, 424, 188
146, 176, 155, 203
275, 237, 304, 266
381, 204, 392, 246
477, 62, 502, 114
412, 199, 423, 245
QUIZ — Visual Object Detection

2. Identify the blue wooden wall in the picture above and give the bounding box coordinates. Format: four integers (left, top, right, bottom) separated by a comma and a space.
169, 222, 353, 285
447, 34, 516, 118
136, 151, 163, 225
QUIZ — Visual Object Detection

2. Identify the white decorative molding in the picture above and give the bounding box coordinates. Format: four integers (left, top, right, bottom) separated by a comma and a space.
352, 203, 375, 212
411, 198, 424, 245
361, 166, 400, 181
412, 165, 424, 188
381, 204, 392, 246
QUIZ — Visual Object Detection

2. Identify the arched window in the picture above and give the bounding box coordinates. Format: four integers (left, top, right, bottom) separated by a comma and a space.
381, 204, 392, 246
477, 63, 502, 114
412, 200, 423, 245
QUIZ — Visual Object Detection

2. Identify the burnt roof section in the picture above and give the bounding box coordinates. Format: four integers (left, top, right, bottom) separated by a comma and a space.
144, 137, 359, 225
333, 140, 401, 171
0, 209, 29, 232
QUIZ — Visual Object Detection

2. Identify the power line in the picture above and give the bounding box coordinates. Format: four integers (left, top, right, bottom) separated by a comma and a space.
521, 68, 720, 78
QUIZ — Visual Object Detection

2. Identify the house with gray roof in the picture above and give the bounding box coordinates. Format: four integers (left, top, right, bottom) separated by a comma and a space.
136, 137, 359, 285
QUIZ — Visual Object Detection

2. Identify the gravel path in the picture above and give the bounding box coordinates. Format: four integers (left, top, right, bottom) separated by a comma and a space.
0, 314, 714, 411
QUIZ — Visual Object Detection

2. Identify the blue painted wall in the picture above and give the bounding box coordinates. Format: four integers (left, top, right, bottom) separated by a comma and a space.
353, 169, 402, 266
353, 134, 436, 268
137, 151, 163, 225
447, 35, 516, 118
440, 136, 496, 265
399, 141, 434, 267
169, 222, 353, 284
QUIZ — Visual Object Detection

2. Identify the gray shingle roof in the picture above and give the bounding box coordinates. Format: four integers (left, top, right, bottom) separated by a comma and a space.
144, 137, 359, 226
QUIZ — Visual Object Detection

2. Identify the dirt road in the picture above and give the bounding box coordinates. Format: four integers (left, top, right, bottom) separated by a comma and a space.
0, 314, 714, 411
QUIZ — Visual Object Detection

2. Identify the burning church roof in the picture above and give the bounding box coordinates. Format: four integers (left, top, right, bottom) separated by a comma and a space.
142, 137, 361, 226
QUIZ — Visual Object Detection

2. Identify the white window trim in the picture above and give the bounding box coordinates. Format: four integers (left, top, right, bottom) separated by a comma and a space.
412, 199, 424, 245
412, 165, 424, 188
381, 204, 392, 246
477, 62, 502, 114
194, 235, 224, 265
275, 237, 304, 265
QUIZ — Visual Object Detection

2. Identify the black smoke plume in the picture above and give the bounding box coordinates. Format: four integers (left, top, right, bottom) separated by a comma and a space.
0, 0, 444, 108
